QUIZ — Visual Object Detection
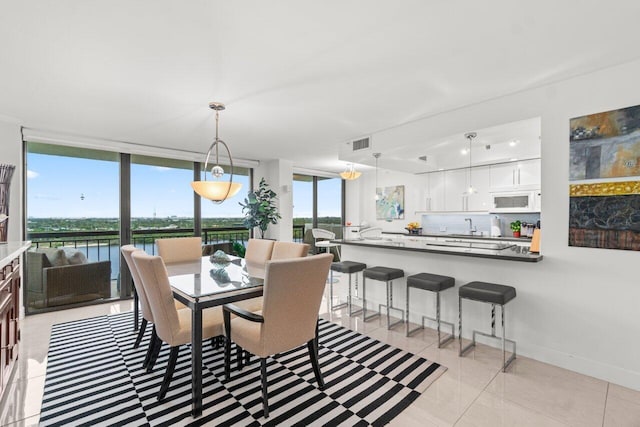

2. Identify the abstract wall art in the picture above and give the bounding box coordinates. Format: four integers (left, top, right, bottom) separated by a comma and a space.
569, 181, 640, 250
376, 185, 405, 220
570, 104, 640, 180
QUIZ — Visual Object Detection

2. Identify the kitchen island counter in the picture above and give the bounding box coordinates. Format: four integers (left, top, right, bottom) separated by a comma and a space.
336, 236, 542, 262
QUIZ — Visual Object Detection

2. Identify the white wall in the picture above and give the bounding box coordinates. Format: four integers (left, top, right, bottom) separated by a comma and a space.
345, 58, 640, 390
354, 168, 427, 231
254, 159, 293, 241
0, 119, 23, 242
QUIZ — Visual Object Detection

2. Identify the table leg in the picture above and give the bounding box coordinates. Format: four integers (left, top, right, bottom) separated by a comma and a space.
191, 304, 203, 417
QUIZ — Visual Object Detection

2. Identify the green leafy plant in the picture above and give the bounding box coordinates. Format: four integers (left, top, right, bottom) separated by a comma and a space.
510, 220, 521, 232
239, 178, 281, 239
231, 240, 246, 258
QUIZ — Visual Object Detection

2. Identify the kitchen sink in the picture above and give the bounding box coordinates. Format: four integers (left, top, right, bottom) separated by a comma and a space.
426, 240, 515, 250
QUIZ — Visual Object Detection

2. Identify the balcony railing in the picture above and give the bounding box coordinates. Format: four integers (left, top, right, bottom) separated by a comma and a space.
27, 225, 306, 280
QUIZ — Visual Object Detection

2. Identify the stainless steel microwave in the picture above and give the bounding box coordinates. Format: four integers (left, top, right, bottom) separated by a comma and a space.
489, 190, 541, 213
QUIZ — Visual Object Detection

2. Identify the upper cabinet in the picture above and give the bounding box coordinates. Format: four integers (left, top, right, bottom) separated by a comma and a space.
490, 158, 540, 191
424, 166, 490, 212
426, 171, 445, 211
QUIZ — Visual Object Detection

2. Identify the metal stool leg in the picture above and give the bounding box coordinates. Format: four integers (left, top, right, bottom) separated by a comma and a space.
349, 272, 363, 317
329, 269, 347, 312
378, 280, 404, 330
362, 275, 380, 322
458, 299, 516, 371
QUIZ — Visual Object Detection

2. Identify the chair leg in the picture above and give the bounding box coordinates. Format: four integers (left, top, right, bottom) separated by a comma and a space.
237, 345, 244, 370
142, 325, 157, 369
146, 329, 163, 372
307, 339, 325, 390
133, 318, 147, 349
224, 310, 231, 381
158, 347, 180, 400
261, 358, 269, 418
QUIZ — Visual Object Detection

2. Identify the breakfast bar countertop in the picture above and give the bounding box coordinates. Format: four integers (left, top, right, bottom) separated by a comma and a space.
336, 236, 542, 262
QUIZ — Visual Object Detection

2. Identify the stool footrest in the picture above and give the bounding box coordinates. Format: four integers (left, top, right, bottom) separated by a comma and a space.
378, 303, 405, 330
459, 329, 516, 371
363, 309, 380, 322
330, 301, 348, 311
407, 315, 455, 348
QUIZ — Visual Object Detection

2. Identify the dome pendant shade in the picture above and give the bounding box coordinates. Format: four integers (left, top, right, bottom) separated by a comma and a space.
191, 102, 242, 203
340, 163, 362, 180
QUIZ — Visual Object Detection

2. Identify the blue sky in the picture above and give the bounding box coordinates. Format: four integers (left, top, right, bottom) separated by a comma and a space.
27, 153, 341, 218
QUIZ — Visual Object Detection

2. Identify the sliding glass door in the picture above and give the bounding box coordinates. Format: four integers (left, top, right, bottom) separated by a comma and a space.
25, 143, 120, 311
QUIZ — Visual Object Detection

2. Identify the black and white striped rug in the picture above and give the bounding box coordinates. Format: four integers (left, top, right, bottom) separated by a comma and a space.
40, 312, 446, 426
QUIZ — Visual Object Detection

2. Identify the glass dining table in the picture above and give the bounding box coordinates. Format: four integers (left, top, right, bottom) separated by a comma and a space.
165, 255, 265, 418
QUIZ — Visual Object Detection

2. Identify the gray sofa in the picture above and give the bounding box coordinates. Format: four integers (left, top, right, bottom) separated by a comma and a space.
27, 247, 111, 308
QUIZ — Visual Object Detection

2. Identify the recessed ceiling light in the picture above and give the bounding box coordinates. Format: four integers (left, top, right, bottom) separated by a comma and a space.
461, 148, 468, 155
510, 158, 518, 161
509, 140, 519, 147
438, 168, 444, 171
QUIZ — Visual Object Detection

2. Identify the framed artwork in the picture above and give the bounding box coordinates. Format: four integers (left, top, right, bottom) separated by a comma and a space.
569, 181, 640, 250
569, 104, 640, 180
376, 185, 405, 220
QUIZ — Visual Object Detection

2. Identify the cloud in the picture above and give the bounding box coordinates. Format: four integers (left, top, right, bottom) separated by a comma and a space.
27, 170, 39, 179
154, 166, 170, 172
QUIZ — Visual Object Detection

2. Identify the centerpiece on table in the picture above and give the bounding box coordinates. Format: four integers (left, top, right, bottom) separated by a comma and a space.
405, 222, 422, 235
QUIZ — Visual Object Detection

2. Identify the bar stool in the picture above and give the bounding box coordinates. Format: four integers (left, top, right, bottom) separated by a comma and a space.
329, 261, 366, 315
362, 266, 405, 329
405, 273, 455, 348
458, 281, 517, 372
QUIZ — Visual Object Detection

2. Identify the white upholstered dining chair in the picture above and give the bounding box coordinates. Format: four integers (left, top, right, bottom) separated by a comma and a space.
223, 253, 333, 418
132, 251, 224, 400
270, 241, 310, 260
245, 238, 275, 267
156, 236, 203, 264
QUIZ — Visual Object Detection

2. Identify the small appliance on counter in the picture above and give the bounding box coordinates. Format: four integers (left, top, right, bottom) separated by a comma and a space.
490, 216, 501, 237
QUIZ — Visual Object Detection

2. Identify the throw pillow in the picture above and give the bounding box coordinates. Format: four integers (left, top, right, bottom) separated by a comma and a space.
35, 247, 69, 267
62, 247, 88, 265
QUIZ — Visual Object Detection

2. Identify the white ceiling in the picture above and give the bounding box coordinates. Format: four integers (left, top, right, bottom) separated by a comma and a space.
1, 1, 639, 174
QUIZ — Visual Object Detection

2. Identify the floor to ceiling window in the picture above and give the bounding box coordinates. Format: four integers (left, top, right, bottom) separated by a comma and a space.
293, 174, 343, 249
293, 174, 314, 243
317, 176, 343, 238
25, 143, 120, 311
130, 155, 195, 254
200, 165, 251, 246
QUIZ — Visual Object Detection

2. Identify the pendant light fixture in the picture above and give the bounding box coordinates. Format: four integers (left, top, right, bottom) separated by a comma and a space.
340, 163, 362, 180
464, 132, 477, 194
191, 102, 242, 203
373, 152, 381, 200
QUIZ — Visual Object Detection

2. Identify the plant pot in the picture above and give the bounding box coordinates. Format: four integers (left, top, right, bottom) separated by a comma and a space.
513, 231, 520, 238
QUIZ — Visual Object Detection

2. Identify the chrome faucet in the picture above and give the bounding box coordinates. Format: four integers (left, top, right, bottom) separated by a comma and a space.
465, 218, 477, 235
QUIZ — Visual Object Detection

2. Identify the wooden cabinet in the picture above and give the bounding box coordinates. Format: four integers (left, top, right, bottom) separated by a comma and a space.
490, 158, 541, 190
0, 256, 20, 401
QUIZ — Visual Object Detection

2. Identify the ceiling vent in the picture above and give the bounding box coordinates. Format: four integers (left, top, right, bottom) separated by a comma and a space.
351, 137, 370, 151
418, 155, 428, 162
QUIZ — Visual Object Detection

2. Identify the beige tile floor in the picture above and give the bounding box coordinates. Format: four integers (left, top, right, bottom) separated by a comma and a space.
2, 291, 640, 426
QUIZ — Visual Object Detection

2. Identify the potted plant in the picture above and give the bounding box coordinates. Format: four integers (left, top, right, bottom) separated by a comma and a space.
239, 178, 282, 239
510, 220, 521, 238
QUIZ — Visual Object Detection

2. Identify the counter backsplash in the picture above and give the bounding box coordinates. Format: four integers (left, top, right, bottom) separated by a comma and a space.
421, 212, 540, 237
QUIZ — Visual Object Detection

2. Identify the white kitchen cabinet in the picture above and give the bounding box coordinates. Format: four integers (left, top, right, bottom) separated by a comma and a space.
426, 171, 445, 211
490, 158, 540, 190
467, 165, 490, 211
443, 166, 490, 212
444, 169, 468, 211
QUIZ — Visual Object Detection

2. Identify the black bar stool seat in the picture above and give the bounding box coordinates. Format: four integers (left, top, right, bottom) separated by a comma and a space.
406, 273, 455, 347
362, 266, 405, 329
329, 261, 367, 314
458, 281, 517, 372
459, 281, 516, 305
